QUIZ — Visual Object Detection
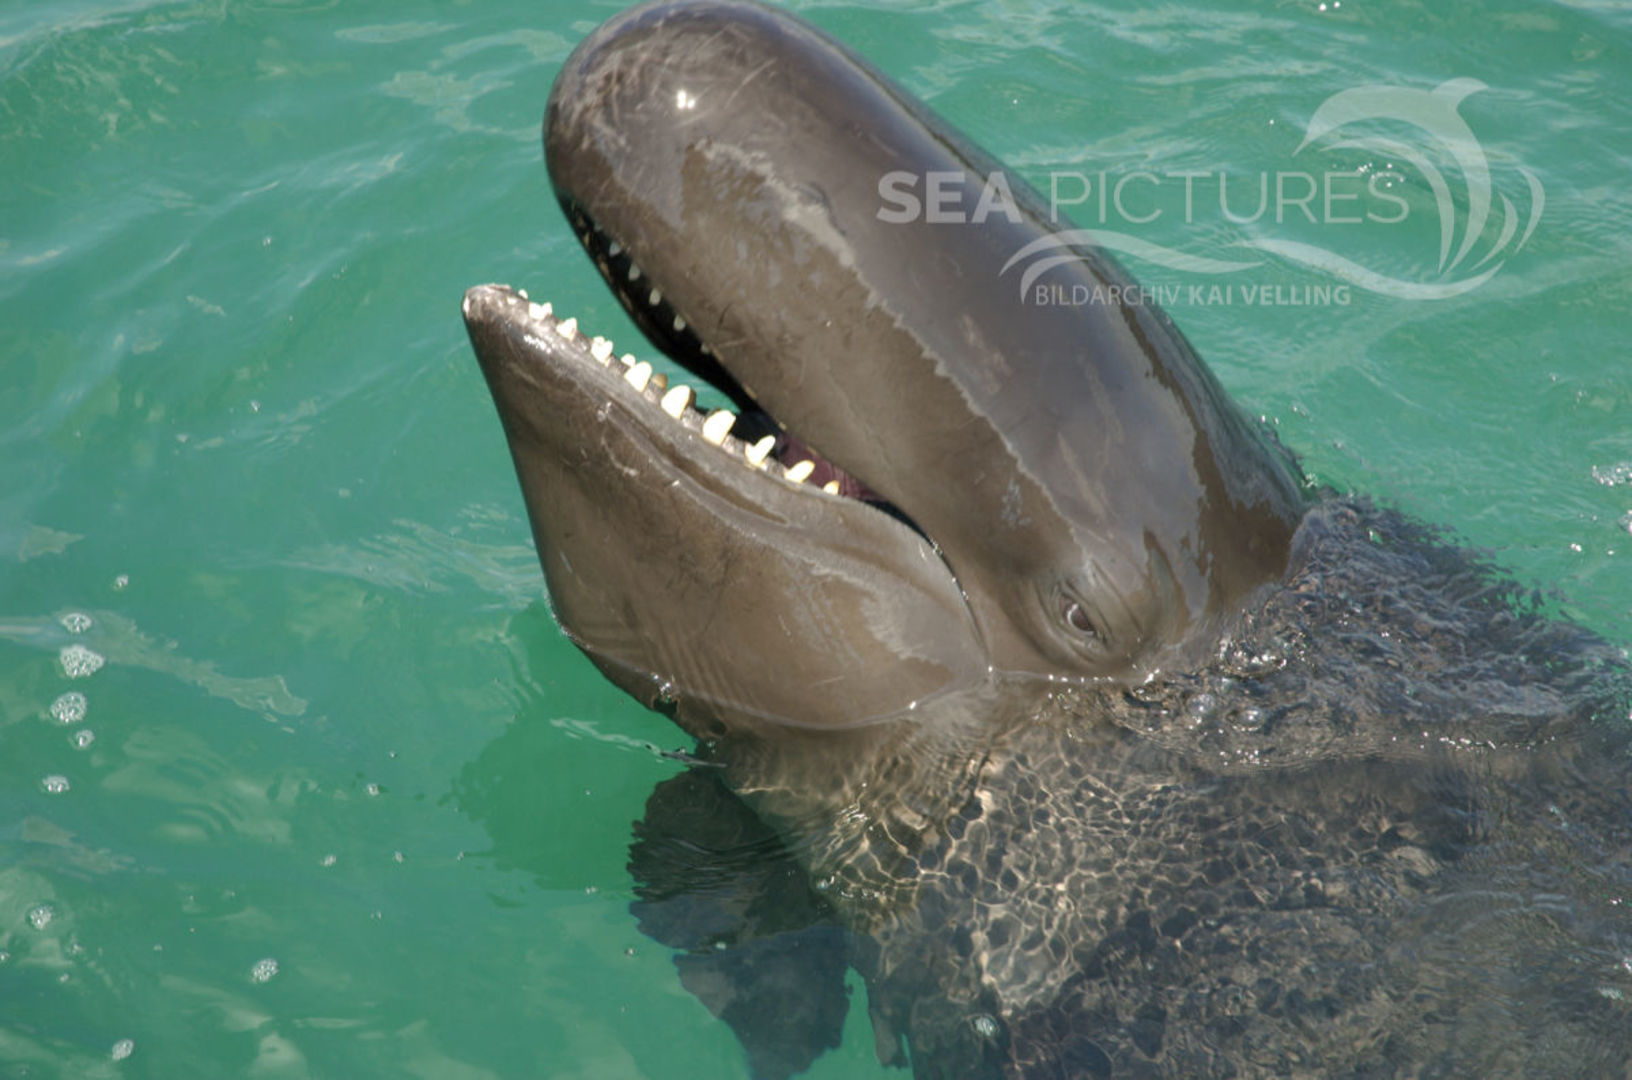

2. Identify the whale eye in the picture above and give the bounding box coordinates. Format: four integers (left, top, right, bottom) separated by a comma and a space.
1063, 600, 1098, 638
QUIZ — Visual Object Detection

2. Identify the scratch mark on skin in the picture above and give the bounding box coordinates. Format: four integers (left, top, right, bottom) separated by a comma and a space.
718, 57, 778, 116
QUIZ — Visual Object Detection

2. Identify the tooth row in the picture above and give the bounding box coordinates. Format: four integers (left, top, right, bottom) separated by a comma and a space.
517, 290, 838, 493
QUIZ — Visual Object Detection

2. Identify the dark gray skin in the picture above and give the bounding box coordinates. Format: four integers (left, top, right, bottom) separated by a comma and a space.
464, 2, 1632, 1077
537, 0, 1307, 690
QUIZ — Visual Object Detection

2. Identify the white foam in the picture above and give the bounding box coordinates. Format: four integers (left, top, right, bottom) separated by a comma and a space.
50, 691, 86, 725
59, 644, 104, 679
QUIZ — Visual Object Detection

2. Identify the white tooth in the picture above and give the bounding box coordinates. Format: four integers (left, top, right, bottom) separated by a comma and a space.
702, 410, 735, 445
624, 361, 652, 392
555, 317, 578, 340
785, 460, 816, 484
627, 263, 641, 282
660, 385, 693, 418
528, 301, 552, 322
648, 288, 662, 306
517, 288, 529, 299
608, 241, 622, 257
590, 337, 614, 362
619, 353, 636, 368
672, 315, 687, 333
746, 435, 775, 466
822, 480, 840, 494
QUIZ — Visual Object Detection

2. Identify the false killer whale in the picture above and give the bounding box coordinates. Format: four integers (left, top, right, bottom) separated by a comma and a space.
462, 2, 1632, 1076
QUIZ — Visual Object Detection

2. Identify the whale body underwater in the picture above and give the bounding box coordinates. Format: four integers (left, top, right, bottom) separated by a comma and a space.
461, 2, 1632, 1077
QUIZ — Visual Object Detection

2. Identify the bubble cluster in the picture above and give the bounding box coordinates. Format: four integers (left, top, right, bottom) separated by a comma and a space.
41, 775, 70, 794
50, 691, 87, 725
27, 903, 57, 930
73, 730, 96, 750
111, 1039, 134, 1061
250, 957, 279, 983
59, 611, 94, 633
59, 644, 105, 679
1592, 463, 1632, 487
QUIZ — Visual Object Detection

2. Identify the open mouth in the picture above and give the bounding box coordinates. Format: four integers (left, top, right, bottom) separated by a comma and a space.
516, 203, 907, 517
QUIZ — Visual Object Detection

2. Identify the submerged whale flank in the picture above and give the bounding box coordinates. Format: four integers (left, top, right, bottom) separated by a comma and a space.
463, 2, 1632, 1077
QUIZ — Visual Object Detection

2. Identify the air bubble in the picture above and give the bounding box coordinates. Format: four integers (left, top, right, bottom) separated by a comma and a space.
74, 730, 96, 750
41, 775, 70, 794
60, 644, 105, 678
50, 691, 87, 725
250, 957, 279, 983
1592, 463, 1632, 487
971, 1014, 999, 1038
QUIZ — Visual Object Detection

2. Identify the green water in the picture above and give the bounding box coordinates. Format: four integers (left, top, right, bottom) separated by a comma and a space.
2, 0, 1629, 1076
